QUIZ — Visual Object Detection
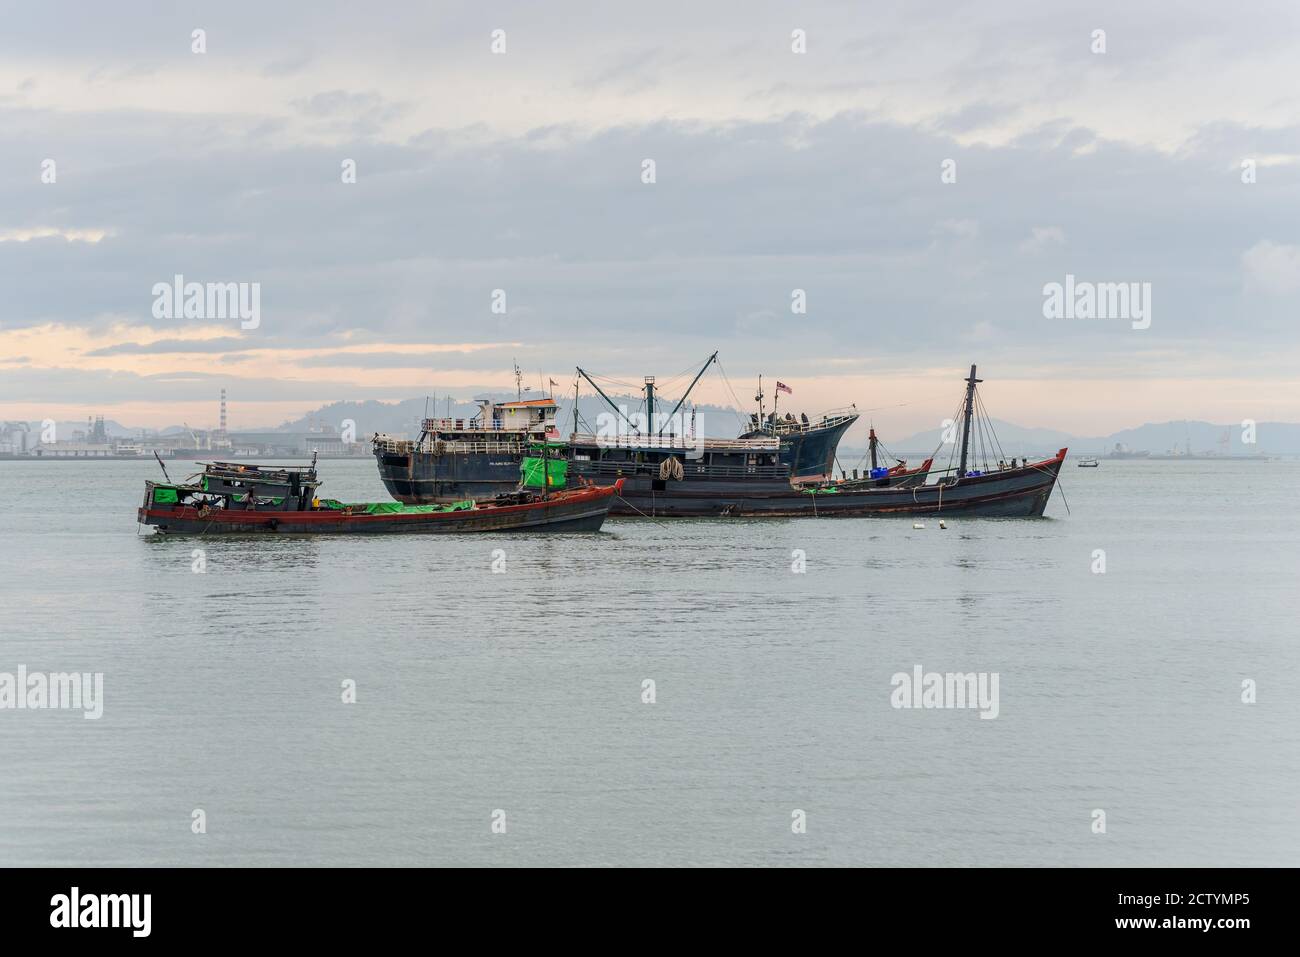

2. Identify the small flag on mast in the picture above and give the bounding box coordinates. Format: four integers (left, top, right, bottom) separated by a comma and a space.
776, 381, 793, 395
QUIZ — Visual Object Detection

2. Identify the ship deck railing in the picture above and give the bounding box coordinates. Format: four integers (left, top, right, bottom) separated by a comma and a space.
568, 432, 780, 452
749, 409, 859, 435
373, 435, 525, 455
421, 417, 523, 432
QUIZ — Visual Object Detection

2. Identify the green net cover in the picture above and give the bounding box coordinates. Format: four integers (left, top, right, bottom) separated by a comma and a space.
315, 500, 476, 514
520, 457, 567, 489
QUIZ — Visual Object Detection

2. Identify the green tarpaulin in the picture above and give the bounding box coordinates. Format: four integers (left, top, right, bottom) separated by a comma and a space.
521, 456, 567, 489
317, 499, 475, 514
152, 487, 179, 504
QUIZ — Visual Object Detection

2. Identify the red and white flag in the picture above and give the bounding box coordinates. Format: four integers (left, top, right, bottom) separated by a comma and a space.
776, 381, 793, 395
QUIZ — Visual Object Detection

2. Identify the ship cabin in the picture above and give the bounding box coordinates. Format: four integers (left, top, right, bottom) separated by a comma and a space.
143, 461, 323, 514
371, 396, 561, 459
421, 397, 558, 439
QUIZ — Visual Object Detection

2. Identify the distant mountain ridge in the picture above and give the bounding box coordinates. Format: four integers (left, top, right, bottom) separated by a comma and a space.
883, 419, 1299, 457
20, 404, 1300, 457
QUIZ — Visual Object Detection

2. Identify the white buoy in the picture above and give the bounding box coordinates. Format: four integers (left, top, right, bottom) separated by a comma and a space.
939, 520, 947, 529
913, 522, 925, 529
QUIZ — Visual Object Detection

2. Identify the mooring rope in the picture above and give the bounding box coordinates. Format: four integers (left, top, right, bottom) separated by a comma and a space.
614, 494, 672, 529
1024, 463, 1071, 515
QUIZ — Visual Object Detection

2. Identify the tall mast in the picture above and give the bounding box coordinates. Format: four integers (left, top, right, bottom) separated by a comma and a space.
869, 426, 878, 470
658, 351, 718, 435
572, 378, 579, 438
514, 360, 522, 401
755, 375, 765, 427
644, 377, 656, 432
957, 364, 982, 478
576, 366, 641, 435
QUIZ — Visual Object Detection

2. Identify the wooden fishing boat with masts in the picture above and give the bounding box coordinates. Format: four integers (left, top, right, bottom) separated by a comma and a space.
137, 449, 621, 535
568, 364, 1065, 517
741, 365, 1066, 517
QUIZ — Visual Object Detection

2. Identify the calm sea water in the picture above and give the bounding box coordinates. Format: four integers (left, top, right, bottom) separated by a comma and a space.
1, 457, 1297, 866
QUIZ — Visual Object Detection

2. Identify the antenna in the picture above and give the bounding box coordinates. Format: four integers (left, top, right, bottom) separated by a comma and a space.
514, 360, 523, 401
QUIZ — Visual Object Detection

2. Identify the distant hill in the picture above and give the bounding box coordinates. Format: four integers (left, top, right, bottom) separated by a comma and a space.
1101, 420, 1297, 456
20, 404, 1298, 457
885, 419, 1299, 457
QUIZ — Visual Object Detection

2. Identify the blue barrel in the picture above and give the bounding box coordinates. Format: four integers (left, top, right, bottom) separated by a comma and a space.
869, 467, 890, 479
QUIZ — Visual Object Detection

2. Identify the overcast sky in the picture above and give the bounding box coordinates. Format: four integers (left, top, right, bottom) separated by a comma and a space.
2, 0, 1298, 436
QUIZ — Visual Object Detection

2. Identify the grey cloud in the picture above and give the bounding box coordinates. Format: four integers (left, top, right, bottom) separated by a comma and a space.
84, 337, 261, 357
4, 104, 1299, 382
262, 49, 314, 77
0, 366, 429, 405
3, 0, 1300, 408
295, 349, 516, 370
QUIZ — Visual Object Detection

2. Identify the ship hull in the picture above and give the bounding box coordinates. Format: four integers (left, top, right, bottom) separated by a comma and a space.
739, 415, 857, 481
138, 484, 619, 534
375, 448, 522, 503
581, 452, 1064, 518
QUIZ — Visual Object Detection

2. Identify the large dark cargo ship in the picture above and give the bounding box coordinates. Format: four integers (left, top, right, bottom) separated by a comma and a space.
374, 352, 858, 504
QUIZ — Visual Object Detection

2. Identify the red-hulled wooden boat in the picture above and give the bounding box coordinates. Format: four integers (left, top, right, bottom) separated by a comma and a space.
137, 459, 622, 535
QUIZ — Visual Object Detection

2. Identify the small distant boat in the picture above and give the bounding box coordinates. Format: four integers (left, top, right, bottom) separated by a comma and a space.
1077, 457, 1099, 468
137, 453, 621, 535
